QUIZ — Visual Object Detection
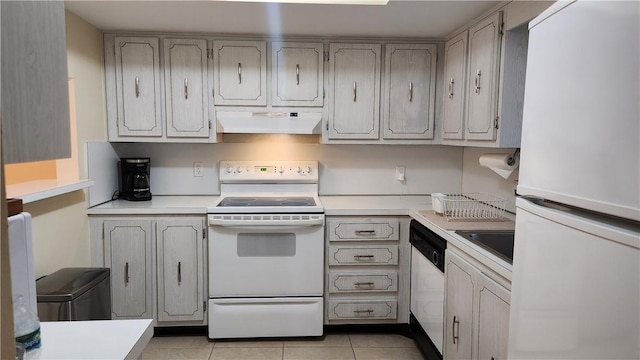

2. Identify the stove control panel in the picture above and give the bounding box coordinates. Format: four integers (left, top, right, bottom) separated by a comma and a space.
220, 161, 318, 182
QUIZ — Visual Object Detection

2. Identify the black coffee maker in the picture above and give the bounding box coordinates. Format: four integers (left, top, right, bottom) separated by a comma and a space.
120, 158, 152, 201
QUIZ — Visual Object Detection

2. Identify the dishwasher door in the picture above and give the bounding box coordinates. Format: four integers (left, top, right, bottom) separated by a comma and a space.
410, 220, 446, 357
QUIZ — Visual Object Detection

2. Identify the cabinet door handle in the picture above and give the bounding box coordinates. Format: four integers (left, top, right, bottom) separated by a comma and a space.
178, 261, 182, 284
449, 78, 454, 98
355, 230, 376, 236
354, 281, 375, 288
409, 81, 413, 102
125, 262, 130, 284
353, 255, 375, 261
353, 82, 357, 102
184, 78, 189, 99
296, 64, 300, 85
135, 77, 140, 98
474, 69, 481, 94
453, 315, 460, 345
238, 62, 242, 84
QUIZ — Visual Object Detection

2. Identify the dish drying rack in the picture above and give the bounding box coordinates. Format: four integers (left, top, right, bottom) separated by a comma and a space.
432, 193, 506, 221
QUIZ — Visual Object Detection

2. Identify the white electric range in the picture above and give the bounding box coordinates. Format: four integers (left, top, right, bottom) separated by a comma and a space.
207, 161, 324, 339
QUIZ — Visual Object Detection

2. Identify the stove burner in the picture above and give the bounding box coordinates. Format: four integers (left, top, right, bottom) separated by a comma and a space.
218, 196, 316, 207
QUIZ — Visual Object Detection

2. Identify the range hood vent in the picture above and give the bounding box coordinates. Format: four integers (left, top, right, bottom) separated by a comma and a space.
216, 111, 322, 135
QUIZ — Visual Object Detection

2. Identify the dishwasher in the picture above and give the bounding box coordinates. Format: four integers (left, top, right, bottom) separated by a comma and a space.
409, 219, 446, 360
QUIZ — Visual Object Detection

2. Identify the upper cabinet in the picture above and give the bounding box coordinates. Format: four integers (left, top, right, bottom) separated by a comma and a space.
164, 39, 210, 138
271, 42, 324, 107
212, 40, 267, 106
441, 31, 468, 140
465, 12, 503, 141
114, 36, 163, 138
382, 44, 437, 140
441, 0, 551, 148
1, 1, 71, 163
327, 43, 381, 140
105, 35, 216, 142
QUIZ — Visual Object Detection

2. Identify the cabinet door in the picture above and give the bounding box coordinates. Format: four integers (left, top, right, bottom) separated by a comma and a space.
271, 42, 324, 107
476, 272, 510, 360
164, 39, 209, 138
114, 37, 163, 137
382, 44, 437, 140
442, 31, 468, 140
213, 40, 266, 106
156, 218, 205, 322
465, 12, 503, 141
328, 43, 381, 139
444, 251, 475, 360
1, 1, 71, 163
104, 220, 153, 319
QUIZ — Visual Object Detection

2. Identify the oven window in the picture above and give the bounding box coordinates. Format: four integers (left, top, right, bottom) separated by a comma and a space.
237, 233, 296, 257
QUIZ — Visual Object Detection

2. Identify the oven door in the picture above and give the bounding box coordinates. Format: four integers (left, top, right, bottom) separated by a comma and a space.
208, 214, 324, 297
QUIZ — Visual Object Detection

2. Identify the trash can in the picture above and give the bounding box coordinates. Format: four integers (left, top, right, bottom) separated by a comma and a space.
36, 268, 111, 321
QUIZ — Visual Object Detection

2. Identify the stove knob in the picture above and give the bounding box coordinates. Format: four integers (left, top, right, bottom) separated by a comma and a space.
278, 166, 285, 174
225, 165, 234, 174
297, 166, 303, 174
236, 166, 243, 174
306, 166, 313, 174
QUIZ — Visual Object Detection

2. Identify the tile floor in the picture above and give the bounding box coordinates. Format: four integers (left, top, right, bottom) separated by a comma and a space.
142, 333, 425, 360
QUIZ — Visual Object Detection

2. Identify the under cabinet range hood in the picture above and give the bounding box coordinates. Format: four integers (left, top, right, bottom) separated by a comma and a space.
216, 111, 322, 135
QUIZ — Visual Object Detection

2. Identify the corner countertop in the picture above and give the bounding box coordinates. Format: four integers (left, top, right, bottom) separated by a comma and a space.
87, 195, 513, 279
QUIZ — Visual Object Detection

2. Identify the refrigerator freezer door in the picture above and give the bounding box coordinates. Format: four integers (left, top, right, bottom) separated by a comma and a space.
517, 0, 639, 221
509, 198, 639, 359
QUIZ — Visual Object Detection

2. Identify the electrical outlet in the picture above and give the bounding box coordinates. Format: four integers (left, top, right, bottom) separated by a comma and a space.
193, 162, 204, 177
395, 165, 406, 182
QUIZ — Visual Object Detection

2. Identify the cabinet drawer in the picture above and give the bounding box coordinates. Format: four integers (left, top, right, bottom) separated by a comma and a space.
328, 218, 399, 241
327, 299, 398, 320
328, 271, 398, 293
328, 245, 399, 266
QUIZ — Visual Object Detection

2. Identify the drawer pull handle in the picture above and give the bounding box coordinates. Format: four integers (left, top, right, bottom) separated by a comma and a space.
238, 62, 242, 84
474, 69, 481, 94
354, 309, 374, 316
409, 81, 413, 102
354, 281, 375, 288
448, 78, 454, 98
124, 262, 130, 284
134, 77, 140, 98
296, 64, 300, 85
355, 230, 376, 236
184, 78, 189, 99
178, 261, 182, 284
354, 255, 375, 261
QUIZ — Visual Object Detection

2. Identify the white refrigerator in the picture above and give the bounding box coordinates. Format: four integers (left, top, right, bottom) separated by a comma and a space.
508, 1, 640, 359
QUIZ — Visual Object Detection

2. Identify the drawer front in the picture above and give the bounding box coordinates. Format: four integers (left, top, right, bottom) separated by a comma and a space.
328, 271, 398, 293
327, 299, 398, 320
328, 245, 399, 266
328, 218, 400, 241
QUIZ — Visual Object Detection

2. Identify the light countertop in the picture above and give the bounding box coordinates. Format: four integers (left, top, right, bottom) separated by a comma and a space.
25, 319, 153, 360
87, 196, 218, 215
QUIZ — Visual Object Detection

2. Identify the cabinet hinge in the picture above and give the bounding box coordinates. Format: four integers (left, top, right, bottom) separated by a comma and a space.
499, 22, 504, 35
325, 122, 329, 131
323, 89, 325, 99
208, 120, 212, 129
324, 51, 329, 62
203, 301, 207, 311
202, 228, 206, 239
495, 116, 500, 129
207, 49, 212, 59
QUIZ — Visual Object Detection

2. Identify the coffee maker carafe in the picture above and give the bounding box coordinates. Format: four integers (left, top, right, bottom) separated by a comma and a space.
120, 158, 152, 201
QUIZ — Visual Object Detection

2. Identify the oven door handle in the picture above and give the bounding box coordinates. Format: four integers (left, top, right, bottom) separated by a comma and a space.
209, 219, 324, 227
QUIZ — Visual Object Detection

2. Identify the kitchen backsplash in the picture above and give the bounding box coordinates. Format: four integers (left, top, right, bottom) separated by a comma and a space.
107, 139, 464, 196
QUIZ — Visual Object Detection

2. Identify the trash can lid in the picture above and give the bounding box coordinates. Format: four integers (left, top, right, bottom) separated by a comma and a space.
36, 268, 110, 302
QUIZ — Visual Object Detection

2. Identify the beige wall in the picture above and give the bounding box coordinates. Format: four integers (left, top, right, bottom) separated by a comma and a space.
28, 11, 105, 277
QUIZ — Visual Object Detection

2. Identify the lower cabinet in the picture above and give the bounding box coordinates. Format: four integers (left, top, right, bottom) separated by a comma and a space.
93, 216, 207, 326
325, 216, 410, 324
444, 249, 510, 360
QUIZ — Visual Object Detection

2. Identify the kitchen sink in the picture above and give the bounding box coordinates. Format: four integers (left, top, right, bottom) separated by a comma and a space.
454, 230, 515, 264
